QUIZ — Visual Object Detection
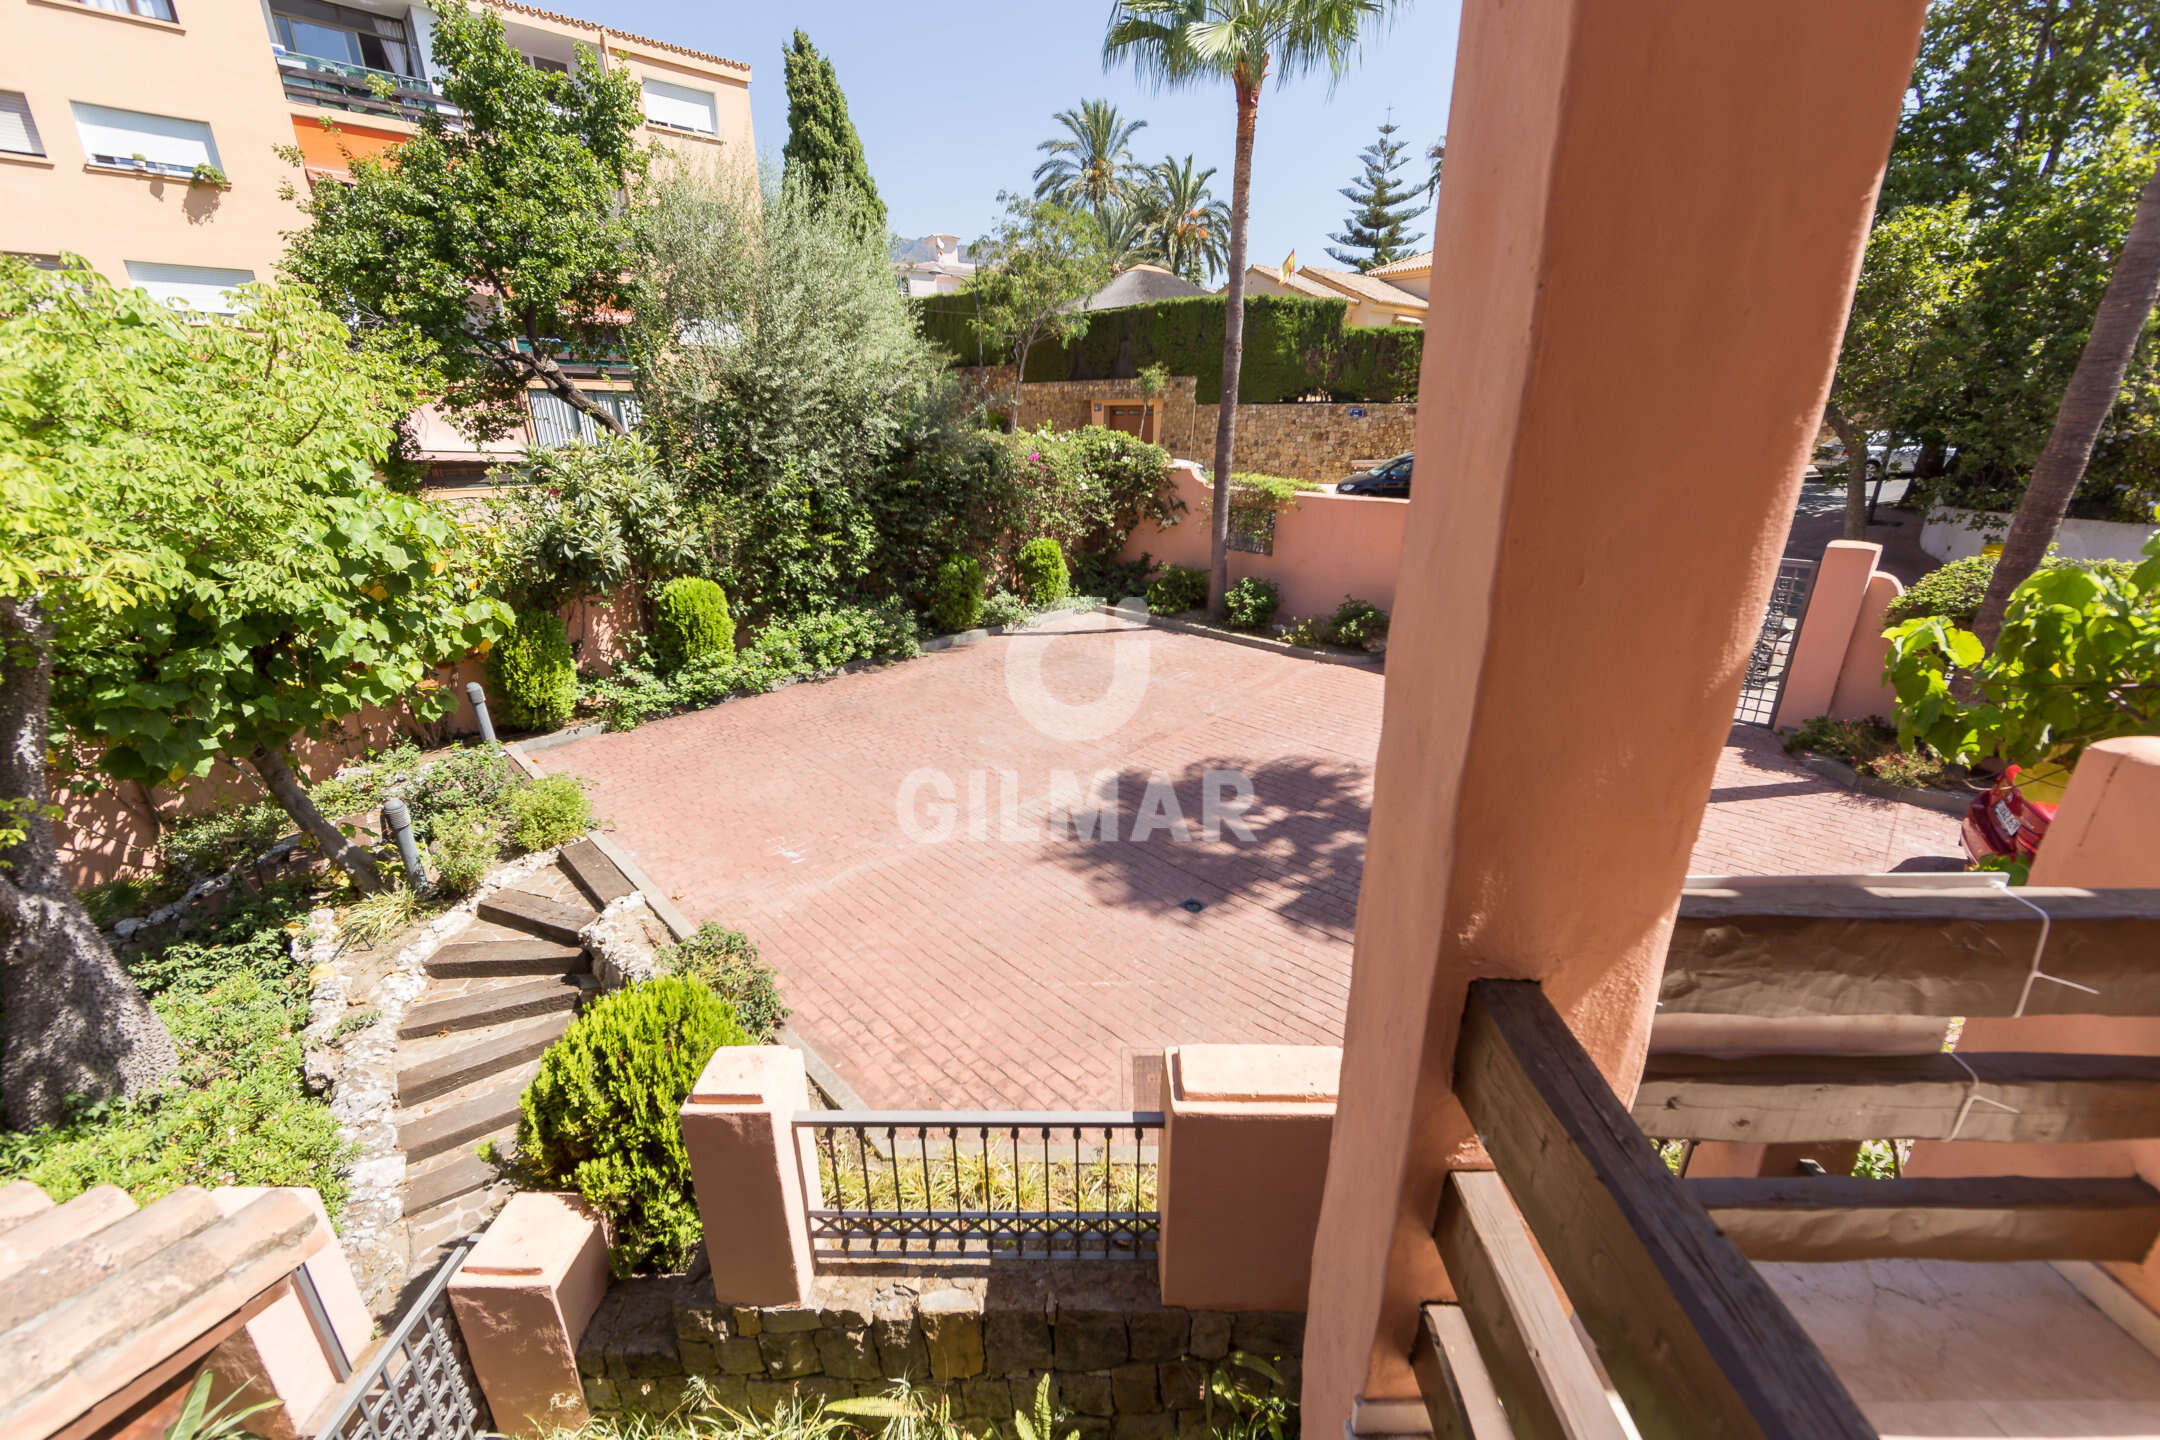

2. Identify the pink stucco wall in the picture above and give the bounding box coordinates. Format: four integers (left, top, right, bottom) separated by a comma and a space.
1119, 463, 1407, 619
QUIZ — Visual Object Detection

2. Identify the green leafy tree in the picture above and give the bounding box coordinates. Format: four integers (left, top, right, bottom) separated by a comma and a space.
1033, 99, 1150, 218
968, 195, 1112, 421
780, 29, 888, 236
1148, 154, 1231, 282
1104, 0, 1401, 617
282, 1, 648, 442
1326, 116, 1427, 270
1887, 526, 2159, 770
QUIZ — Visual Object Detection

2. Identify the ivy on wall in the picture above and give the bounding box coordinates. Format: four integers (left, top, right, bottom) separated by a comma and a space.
914, 293, 1423, 405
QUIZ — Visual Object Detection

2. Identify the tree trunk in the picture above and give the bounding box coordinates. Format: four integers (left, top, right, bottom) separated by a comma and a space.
249, 744, 386, 894
1825, 402, 1871, 541
528, 349, 629, 438
0, 597, 179, 1130
1209, 77, 1263, 620
1013, 335, 1031, 430
1973, 157, 2160, 650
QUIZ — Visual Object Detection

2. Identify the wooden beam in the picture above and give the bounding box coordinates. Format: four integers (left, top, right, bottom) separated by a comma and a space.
1433, 1171, 1626, 1440
1635, 1052, 2160, 1144
1689, 1176, 2160, 1263
1414, 1303, 1516, 1440
1665, 881, 2160, 1018
1455, 980, 1875, 1440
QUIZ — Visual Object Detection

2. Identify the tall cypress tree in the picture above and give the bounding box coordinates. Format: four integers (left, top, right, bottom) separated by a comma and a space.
1326, 118, 1428, 272
780, 30, 887, 235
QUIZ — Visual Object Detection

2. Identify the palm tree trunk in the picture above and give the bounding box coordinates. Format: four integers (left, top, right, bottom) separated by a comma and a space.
1210, 78, 1262, 619
1973, 157, 2160, 650
1825, 401, 1871, 541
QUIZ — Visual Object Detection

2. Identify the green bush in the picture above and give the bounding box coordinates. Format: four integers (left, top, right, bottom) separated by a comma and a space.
1147, 564, 1209, 615
1073, 551, 1157, 603
428, 808, 500, 897
161, 802, 288, 881
931, 556, 985, 633
1886, 553, 2133, 625
486, 610, 579, 731
650, 577, 736, 674
980, 590, 1030, 628
657, 924, 789, 1042
308, 740, 424, 819
1781, 714, 1952, 789
1325, 596, 1390, 649
401, 745, 521, 842
517, 978, 749, 1274
505, 773, 590, 852
1222, 576, 1280, 632
1017, 538, 1070, 605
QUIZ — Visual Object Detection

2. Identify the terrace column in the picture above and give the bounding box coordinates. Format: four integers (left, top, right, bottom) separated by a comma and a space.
680, 1045, 822, 1307
1299, 1, 1927, 1433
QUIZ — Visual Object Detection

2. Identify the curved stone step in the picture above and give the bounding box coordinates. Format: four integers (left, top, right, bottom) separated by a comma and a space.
561, 839, 636, 910
477, 889, 595, 946
425, 938, 585, 978
404, 1127, 514, 1215
397, 1077, 532, 1165
395, 1013, 571, 1106
398, 975, 589, 1039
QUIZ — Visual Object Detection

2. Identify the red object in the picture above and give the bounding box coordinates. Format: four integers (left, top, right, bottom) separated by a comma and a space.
1961, 765, 2056, 865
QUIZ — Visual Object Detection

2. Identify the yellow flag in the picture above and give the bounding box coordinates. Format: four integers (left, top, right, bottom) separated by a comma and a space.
1279, 251, 1295, 283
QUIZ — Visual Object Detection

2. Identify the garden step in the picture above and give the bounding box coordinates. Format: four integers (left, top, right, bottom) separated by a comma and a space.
398, 975, 590, 1040
395, 1013, 571, 1106
476, 889, 595, 946
403, 1127, 515, 1215
560, 840, 636, 911
396, 1068, 537, 1164
425, 938, 586, 978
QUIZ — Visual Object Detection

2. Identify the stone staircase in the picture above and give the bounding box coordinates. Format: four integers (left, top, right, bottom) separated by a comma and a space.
392, 841, 638, 1242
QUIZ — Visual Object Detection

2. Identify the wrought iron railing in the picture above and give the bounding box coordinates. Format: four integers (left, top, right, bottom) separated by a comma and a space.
796, 1110, 1162, 1260
1734, 555, 1817, 725
313, 1239, 489, 1440
276, 49, 452, 125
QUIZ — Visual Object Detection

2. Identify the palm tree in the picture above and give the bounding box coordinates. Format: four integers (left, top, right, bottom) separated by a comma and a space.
1105, 0, 1398, 616
1148, 154, 1231, 283
1097, 199, 1161, 272
1972, 155, 2160, 650
1033, 100, 1149, 217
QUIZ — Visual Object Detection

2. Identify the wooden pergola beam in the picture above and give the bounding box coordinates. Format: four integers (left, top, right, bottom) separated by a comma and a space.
1689, 1176, 2160, 1263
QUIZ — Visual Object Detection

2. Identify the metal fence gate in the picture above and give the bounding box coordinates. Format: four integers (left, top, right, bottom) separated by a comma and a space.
1733, 557, 1817, 726
314, 1240, 489, 1440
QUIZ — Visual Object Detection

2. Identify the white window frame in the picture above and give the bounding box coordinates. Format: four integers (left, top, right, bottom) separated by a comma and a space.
71, 102, 220, 178
640, 77, 717, 136
123, 261, 255, 313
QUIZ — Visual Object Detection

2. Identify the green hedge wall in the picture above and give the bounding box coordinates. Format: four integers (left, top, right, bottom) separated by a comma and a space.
914, 293, 1423, 404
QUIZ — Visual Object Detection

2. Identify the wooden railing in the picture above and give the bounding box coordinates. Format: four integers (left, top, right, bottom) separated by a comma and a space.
1413, 877, 2160, 1440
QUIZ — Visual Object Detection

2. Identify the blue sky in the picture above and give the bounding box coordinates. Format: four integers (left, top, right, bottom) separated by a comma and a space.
563, 0, 1463, 272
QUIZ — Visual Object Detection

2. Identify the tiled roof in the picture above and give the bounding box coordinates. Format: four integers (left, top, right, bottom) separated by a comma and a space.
1369, 250, 1433, 277
486, 0, 750, 74
1243, 265, 1337, 298
1298, 266, 1427, 310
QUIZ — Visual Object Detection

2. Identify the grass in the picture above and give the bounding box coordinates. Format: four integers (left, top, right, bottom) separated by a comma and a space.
811, 1130, 1157, 1224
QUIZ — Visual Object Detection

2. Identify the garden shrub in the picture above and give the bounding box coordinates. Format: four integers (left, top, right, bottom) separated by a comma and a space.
1325, 596, 1390, 650
1073, 551, 1157, 603
1886, 553, 2133, 625
931, 556, 985, 633
480, 436, 700, 611
980, 590, 1030, 628
428, 809, 500, 898
1781, 715, 1951, 789
1017, 537, 1070, 605
486, 610, 579, 731
1147, 564, 1209, 615
1222, 576, 1281, 632
517, 977, 750, 1274
650, 577, 736, 674
309, 740, 424, 819
161, 802, 288, 881
123, 883, 315, 999
506, 773, 591, 852
400, 745, 521, 842
657, 924, 789, 1042
1278, 616, 1329, 649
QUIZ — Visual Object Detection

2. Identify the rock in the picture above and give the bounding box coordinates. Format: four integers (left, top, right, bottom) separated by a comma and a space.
1053, 1310, 1129, 1372
1158, 1359, 1207, 1411
763, 1303, 825, 1333
746, 1379, 800, 1418
580, 892, 667, 990
698, 1374, 752, 1413
873, 1295, 929, 1381
1110, 1362, 1161, 1414
582, 1376, 619, 1413
816, 1275, 877, 1330
920, 1288, 987, 1380
1064, 1371, 1115, 1417
676, 1298, 728, 1345
732, 1306, 764, 1337
816, 1326, 883, 1380
986, 1305, 1055, 1376
796, 1376, 853, 1407
1114, 1414, 1176, 1440
760, 1329, 822, 1379
717, 1336, 767, 1376
619, 1374, 689, 1415
1126, 1309, 1190, 1364
678, 1340, 716, 1374
960, 1377, 1014, 1419
1229, 1313, 1303, 1366
1187, 1312, 1232, 1362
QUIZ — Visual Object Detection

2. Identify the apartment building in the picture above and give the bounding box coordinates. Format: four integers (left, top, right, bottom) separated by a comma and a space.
0, 0, 753, 471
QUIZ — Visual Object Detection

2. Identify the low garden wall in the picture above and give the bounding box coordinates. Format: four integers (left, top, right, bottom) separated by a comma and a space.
1119, 464, 1408, 619
576, 1265, 1304, 1434
1920, 506, 2159, 564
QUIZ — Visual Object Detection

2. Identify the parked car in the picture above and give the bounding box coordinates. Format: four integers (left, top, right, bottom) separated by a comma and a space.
1961, 761, 2072, 868
1337, 452, 1413, 498
1806, 435, 1929, 481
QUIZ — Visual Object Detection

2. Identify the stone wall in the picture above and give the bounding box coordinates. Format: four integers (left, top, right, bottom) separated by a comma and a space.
577, 1264, 1303, 1437
960, 367, 1417, 486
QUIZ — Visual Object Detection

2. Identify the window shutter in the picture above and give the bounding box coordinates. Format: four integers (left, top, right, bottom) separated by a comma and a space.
528, 391, 579, 449
640, 79, 717, 135
71, 103, 218, 172
0, 93, 42, 156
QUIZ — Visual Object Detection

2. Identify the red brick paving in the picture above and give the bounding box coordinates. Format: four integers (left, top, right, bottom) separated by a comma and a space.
535, 617, 1960, 1109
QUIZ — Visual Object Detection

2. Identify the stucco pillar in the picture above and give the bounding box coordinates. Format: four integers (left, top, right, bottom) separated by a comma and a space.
679, 1045, 821, 1307
1774, 540, 1884, 729
1159, 1045, 1340, 1312
204, 1186, 373, 1440
1824, 569, 1906, 722
449, 1192, 612, 1438
1299, 0, 1927, 1433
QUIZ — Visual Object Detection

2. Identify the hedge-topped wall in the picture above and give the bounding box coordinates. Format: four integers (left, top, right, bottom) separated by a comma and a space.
914, 293, 1422, 404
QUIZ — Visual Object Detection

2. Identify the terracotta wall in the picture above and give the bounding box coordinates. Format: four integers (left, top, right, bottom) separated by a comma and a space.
963, 369, 1417, 484
1773, 539, 1905, 728
1118, 464, 1408, 619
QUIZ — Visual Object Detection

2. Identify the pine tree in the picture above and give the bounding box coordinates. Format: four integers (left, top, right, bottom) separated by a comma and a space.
1326, 118, 1429, 272
780, 30, 887, 235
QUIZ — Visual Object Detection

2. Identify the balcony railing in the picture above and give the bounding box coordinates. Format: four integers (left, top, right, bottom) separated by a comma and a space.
275, 49, 451, 125
796, 1110, 1161, 1260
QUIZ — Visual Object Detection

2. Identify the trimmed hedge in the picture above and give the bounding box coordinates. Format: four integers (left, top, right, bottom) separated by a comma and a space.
1017, 537, 1069, 605
485, 610, 578, 731
649, 577, 735, 674
931, 555, 985, 633
914, 293, 1422, 404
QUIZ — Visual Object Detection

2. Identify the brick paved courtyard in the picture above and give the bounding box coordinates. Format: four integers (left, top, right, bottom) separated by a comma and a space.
535, 614, 1961, 1109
